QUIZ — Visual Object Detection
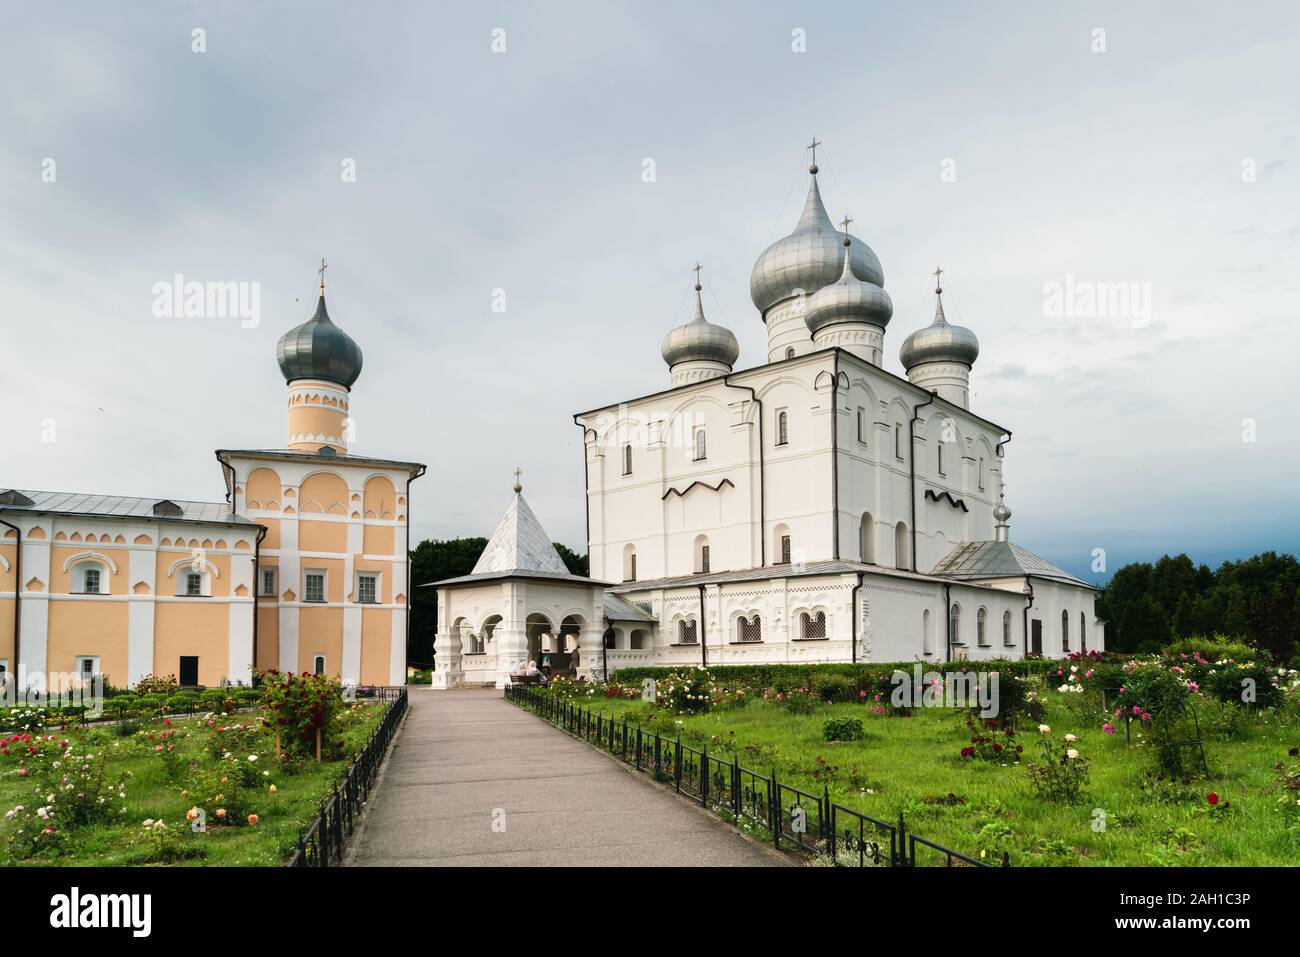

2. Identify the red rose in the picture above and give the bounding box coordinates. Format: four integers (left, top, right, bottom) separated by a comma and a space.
1207, 792, 1219, 805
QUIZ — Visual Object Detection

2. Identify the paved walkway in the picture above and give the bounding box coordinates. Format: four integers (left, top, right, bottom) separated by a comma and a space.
347, 687, 786, 866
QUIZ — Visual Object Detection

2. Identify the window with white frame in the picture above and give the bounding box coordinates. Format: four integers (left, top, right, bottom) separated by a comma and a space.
1062, 610, 1070, 652
937, 443, 946, 476
780, 534, 792, 564
949, 603, 961, 644
1003, 609, 1014, 647
304, 570, 326, 603
622, 443, 633, 476
357, 572, 378, 604
775, 409, 789, 446
977, 607, 989, 646
978, 456, 986, 491
185, 572, 203, 596
676, 619, 698, 645
260, 568, 277, 598
857, 407, 867, 445
785, 347, 795, 360
736, 614, 762, 643
894, 424, 903, 460
693, 429, 707, 462
73, 561, 106, 594
76, 656, 100, 685
798, 611, 826, 640
313, 655, 326, 675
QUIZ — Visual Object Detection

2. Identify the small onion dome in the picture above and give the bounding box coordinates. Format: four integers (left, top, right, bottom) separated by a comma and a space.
276, 295, 364, 388
804, 239, 893, 336
661, 282, 740, 369
899, 283, 979, 370
749, 165, 884, 316
993, 501, 1012, 523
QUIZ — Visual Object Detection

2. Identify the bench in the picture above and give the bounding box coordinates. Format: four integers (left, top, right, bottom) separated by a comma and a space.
510, 673, 544, 687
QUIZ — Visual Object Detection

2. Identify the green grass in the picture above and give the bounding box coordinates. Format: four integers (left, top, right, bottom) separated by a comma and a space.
544, 687, 1300, 866
0, 701, 392, 866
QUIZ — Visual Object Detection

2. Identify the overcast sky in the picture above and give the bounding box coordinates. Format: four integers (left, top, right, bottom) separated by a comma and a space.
2, 1, 1297, 582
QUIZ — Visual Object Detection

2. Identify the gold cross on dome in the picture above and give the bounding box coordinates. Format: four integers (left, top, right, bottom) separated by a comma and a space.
318, 258, 328, 293
840, 215, 853, 240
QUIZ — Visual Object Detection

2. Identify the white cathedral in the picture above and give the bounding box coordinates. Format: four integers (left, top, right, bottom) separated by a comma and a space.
430, 149, 1101, 689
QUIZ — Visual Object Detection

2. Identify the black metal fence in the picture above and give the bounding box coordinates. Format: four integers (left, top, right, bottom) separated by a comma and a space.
287, 687, 409, 867
506, 685, 1007, 867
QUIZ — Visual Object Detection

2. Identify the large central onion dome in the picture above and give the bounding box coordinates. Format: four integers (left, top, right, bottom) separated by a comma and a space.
749, 162, 884, 317
661, 273, 739, 385
804, 236, 893, 336
276, 294, 364, 389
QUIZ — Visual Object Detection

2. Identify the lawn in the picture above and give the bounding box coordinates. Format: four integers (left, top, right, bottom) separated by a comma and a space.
0, 698, 393, 866
538, 676, 1300, 866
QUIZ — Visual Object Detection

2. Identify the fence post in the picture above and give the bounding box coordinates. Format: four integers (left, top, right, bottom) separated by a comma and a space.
655, 732, 662, 775
898, 810, 909, 867
674, 738, 682, 792
732, 761, 740, 819
701, 748, 709, 807
822, 784, 830, 843
635, 725, 642, 769
771, 768, 781, 848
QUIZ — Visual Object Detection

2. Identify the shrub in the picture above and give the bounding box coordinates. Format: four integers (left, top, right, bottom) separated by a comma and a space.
258, 671, 344, 758
822, 716, 865, 742
811, 673, 857, 703
134, 674, 179, 695
654, 668, 714, 714
772, 688, 818, 715
1165, 635, 1260, 664
1025, 726, 1090, 803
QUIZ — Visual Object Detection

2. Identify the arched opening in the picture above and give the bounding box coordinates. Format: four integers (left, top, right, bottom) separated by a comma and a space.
693, 428, 707, 462
776, 410, 789, 446
477, 615, 501, 656
1080, 611, 1087, 652
622, 544, 637, 582
949, 603, 961, 646
774, 523, 792, 565
1061, 609, 1070, 652
694, 534, 710, 574
526, 613, 555, 671
922, 608, 934, 655
72, 559, 107, 595
559, 614, 585, 673
736, 614, 762, 643
977, 607, 988, 646
894, 522, 909, 570
798, 611, 827, 641
1002, 609, 1013, 648
859, 513, 875, 563
676, 618, 698, 645
313, 655, 326, 675
629, 628, 648, 650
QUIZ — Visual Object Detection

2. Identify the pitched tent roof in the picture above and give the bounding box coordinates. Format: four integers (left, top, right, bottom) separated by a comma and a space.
930, 540, 1094, 588
425, 491, 611, 588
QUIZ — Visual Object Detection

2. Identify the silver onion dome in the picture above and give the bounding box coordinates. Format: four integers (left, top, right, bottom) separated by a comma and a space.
804, 238, 893, 336
749, 166, 884, 316
661, 281, 740, 369
899, 283, 979, 369
276, 295, 364, 388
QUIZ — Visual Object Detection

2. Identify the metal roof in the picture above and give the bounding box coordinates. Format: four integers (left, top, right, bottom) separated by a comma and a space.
215, 449, 425, 474
606, 559, 939, 593
0, 489, 256, 527
603, 592, 654, 622
930, 541, 1093, 588
276, 295, 364, 388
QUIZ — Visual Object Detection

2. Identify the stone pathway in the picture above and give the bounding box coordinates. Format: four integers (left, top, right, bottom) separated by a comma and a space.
347, 687, 787, 866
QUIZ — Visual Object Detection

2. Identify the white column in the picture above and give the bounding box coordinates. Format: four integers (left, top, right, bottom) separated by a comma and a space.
18, 523, 51, 691
127, 533, 157, 686
388, 520, 409, 685
278, 507, 300, 671
430, 587, 463, 690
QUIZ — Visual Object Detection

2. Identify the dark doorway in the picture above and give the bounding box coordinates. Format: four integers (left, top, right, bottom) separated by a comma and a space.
179, 656, 199, 687
1030, 620, 1043, 656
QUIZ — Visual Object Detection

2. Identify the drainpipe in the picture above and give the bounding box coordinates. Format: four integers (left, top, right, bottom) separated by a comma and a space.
698, 584, 707, 667
251, 523, 267, 685
1022, 575, 1035, 657
850, 571, 864, 663
720, 375, 765, 567
405, 465, 428, 683
831, 352, 841, 560
0, 514, 20, 678
908, 392, 936, 572
572, 417, 597, 572
943, 582, 952, 663
601, 622, 613, 682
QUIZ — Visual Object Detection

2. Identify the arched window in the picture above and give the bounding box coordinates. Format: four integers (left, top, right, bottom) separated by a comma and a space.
693, 429, 707, 461
736, 614, 762, 643
694, 535, 710, 574
949, 603, 961, 645
677, 619, 698, 645
977, 607, 988, 646
922, 609, 934, 655
1061, 610, 1070, 652
313, 655, 326, 675
798, 611, 826, 640
776, 410, 789, 446
73, 560, 107, 595
629, 628, 647, 650
1003, 609, 1013, 647
622, 443, 633, 476
622, 544, 637, 582
1081, 612, 1087, 652
785, 347, 795, 360
894, 522, 909, 570
480, 615, 501, 651
859, 513, 875, 563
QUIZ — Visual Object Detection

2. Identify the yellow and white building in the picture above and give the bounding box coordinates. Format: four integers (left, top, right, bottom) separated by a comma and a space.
0, 285, 424, 692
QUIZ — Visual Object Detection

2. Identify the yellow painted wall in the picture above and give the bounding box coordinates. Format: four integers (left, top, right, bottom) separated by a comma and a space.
362, 524, 394, 555
299, 519, 348, 553
246, 467, 281, 510
49, 545, 120, 594
47, 601, 130, 688
154, 602, 230, 686
361, 607, 392, 685
298, 605, 343, 675
256, 607, 279, 673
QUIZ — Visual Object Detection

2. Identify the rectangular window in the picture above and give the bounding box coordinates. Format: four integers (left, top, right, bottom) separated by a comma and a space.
305, 571, 326, 603
83, 568, 101, 594
260, 568, 277, 597
938, 444, 946, 476
622, 444, 632, 476
76, 656, 100, 685
857, 407, 867, 444
978, 457, 986, 491
700, 545, 710, 574
894, 424, 903, 460
185, 572, 202, 596
780, 535, 792, 564
357, 573, 377, 604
